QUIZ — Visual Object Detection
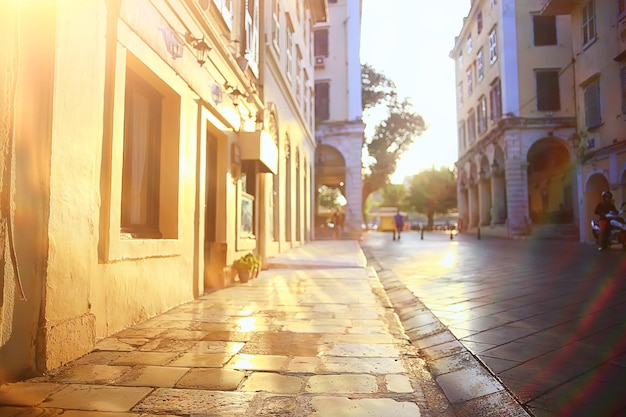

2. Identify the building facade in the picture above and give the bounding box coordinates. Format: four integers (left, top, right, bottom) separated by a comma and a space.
542, 0, 626, 242
453, 0, 578, 238
313, 0, 364, 238
0, 0, 326, 383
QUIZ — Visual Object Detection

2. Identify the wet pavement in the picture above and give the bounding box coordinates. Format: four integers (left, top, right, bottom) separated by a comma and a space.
361, 230, 626, 417
2, 240, 522, 417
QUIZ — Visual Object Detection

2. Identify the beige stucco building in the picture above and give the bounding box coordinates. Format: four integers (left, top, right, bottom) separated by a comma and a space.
0, 0, 326, 383
453, 0, 579, 238
542, 0, 626, 242
313, 0, 364, 238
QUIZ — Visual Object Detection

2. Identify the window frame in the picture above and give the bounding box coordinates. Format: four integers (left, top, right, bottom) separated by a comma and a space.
271, 0, 280, 53
582, 0, 597, 49
315, 81, 330, 121
533, 15, 557, 46
477, 95, 488, 135
489, 78, 502, 122
489, 27, 498, 64
535, 69, 561, 112
477, 49, 484, 82
314, 28, 329, 57
583, 77, 602, 129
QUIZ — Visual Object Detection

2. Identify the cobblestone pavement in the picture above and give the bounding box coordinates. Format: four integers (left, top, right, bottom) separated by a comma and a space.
361, 230, 626, 417
0, 240, 488, 417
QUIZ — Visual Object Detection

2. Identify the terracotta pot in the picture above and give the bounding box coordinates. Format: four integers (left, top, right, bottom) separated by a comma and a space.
237, 270, 250, 283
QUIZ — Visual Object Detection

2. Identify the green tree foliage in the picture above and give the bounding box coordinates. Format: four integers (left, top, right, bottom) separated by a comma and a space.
318, 185, 344, 210
407, 167, 457, 228
361, 64, 427, 206
381, 183, 407, 208
361, 63, 397, 111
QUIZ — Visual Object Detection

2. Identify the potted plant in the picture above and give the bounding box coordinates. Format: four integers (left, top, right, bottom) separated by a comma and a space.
233, 253, 255, 283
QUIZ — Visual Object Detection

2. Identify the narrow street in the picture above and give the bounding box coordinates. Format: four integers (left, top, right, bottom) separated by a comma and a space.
361, 230, 626, 416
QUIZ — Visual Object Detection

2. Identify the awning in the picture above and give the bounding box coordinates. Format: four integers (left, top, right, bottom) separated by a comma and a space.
238, 131, 278, 174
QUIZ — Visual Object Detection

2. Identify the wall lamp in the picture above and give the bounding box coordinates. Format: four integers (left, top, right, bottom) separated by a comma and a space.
185, 32, 211, 66
224, 81, 247, 106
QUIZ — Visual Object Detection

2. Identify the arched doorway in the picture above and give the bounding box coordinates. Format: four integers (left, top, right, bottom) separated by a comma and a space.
527, 138, 573, 224
315, 144, 347, 239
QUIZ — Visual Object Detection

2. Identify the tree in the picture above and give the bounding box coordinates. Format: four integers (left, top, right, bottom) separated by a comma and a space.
318, 185, 345, 210
381, 183, 407, 208
361, 64, 427, 207
407, 167, 457, 228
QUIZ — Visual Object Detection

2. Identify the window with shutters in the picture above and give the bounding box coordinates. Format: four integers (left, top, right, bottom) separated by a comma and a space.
314, 28, 329, 57
584, 77, 602, 128
477, 96, 488, 135
489, 78, 502, 121
535, 70, 561, 111
315, 82, 330, 121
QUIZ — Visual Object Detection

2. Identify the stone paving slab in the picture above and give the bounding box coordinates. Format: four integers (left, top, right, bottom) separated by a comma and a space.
0, 241, 467, 416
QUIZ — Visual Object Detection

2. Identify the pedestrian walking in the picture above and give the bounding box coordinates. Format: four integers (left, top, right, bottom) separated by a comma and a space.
393, 210, 404, 241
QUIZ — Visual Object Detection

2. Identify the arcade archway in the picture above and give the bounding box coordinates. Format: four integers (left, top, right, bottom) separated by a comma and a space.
315, 144, 346, 239
527, 138, 574, 224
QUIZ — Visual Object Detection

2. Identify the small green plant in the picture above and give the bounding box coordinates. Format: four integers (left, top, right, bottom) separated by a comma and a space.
233, 252, 256, 273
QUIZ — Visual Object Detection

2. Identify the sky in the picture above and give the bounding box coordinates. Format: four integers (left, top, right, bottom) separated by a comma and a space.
360, 0, 470, 183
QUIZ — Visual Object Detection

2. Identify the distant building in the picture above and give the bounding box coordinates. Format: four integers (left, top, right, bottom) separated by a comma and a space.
452, 0, 578, 238
541, 0, 626, 242
314, 0, 365, 239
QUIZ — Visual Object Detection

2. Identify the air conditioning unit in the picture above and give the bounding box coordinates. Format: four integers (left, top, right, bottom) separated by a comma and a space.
314, 56, 326, 67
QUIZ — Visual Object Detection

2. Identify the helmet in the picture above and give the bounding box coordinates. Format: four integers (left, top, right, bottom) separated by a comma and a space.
602, 191, 613, 199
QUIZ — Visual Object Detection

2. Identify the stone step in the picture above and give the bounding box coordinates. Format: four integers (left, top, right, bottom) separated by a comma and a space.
530, 223, 579, 241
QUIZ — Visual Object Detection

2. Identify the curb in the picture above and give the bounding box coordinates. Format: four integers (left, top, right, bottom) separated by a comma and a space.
362, 247, 532, 417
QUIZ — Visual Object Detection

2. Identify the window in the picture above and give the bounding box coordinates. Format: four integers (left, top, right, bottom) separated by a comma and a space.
467, 110, 476, 143
477, 96, 488, 134
271, 0, 280, 52
536, 70, 561, 111
489, 28, 498, 64
467, 35, 473, 53
477, 11, 483, 34
490, 0, 496, 9
621, 65, 626, 115
584, 77, 602, 128
244, 0, 259, 72
490, 78, 502, 121
467, 66, 473, 96
314, 29, 329, 57
286, 20, 294, 80
582, 0, 597, 47
457, 82, 464, 106
121, 65, 179, 239
296, 46, 302, 104
315, 81, 330, 121
458, 121, 467, 151
533, 15, 557, 46
477, 49, 484, 82
212, 0, 232, 28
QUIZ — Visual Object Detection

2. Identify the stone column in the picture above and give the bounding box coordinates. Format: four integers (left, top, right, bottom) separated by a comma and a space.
491, 172, 507, 225
479, 174, 492, 226
468, 183, 479, 227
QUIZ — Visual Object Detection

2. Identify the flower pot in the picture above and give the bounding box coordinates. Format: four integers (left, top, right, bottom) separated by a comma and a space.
237, 270, 250, 283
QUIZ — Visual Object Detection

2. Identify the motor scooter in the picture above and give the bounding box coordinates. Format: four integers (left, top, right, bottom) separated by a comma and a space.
591, 202, 626, 251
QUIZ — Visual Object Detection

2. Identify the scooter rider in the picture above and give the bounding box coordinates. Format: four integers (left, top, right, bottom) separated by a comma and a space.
594, 191, 618, 250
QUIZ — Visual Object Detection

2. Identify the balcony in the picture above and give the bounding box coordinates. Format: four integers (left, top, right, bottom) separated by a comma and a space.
540, 0, 581, 15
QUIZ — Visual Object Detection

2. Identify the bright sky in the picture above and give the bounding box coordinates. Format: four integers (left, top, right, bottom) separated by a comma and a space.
360, 0, 470, 183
